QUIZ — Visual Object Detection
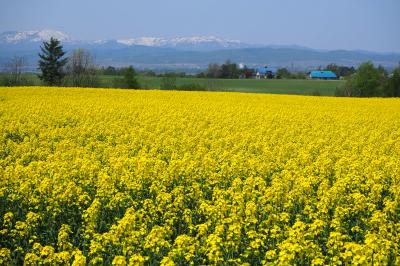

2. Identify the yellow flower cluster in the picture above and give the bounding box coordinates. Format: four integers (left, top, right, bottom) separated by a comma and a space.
1, 87, 400, 265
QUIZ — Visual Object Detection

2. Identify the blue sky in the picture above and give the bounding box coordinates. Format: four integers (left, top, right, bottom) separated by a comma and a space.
1, 0, 399, 52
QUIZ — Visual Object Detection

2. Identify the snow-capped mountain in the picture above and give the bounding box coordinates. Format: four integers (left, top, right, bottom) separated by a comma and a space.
0, 30, 255, 50
116, 36, 249, 50
0, 30, 70, 44
116, 37, 166, 47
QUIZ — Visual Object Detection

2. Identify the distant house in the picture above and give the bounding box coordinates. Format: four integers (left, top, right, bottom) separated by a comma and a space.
310, 71, 337, 80
256, 66, 277, 79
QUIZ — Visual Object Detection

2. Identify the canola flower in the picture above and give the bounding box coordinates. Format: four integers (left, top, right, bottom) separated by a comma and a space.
0, 87, 400, 265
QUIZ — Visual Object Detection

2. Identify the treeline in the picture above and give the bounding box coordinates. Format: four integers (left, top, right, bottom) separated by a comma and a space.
101, 66, 159, 78
336, 62, 400, 97
196, 61, 305, 79
101, 67, 191, 80
325, 64, 356, 78
0, 38, 141, 89
196, 61, 254, 79
196, 61, 357, 79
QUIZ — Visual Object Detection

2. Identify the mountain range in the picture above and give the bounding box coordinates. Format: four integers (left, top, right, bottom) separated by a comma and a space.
1, 30, 399, 72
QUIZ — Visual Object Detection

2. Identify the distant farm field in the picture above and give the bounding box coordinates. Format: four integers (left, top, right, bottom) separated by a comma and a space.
1, 87, 400, 265
107, 76, 345, 96
4, 74, 345, 96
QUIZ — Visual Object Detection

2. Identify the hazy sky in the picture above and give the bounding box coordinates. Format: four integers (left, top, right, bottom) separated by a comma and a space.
1, 0, 399, 52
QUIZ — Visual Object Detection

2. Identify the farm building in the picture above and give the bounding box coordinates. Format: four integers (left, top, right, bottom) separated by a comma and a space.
256, 66, 277, 79
310, 71, 337, 80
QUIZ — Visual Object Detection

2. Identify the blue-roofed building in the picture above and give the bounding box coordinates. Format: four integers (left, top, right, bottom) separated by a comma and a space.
310, 71, 337, 79
256, 66, 277, 79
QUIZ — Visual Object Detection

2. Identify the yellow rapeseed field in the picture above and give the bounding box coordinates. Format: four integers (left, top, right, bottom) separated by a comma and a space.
1, 87, 400, 265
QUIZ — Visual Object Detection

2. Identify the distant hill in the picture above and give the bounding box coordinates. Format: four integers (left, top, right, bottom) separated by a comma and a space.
1, 30, 399, 72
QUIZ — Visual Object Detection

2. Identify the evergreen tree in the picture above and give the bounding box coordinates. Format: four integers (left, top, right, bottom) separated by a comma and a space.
38, 37, 68, 85
124, 66, 140, 89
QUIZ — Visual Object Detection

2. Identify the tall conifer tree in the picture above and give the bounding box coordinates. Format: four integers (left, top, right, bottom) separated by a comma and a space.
38, 37, 67, 85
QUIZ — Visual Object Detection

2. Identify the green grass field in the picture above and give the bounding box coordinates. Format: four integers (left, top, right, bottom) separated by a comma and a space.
105, 76, 345, 96
3, 74, 345, 96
